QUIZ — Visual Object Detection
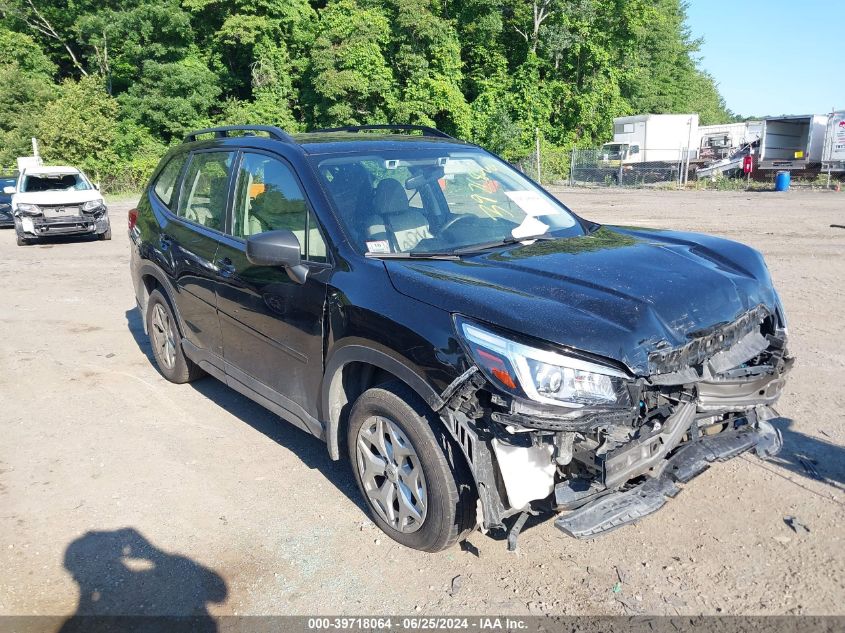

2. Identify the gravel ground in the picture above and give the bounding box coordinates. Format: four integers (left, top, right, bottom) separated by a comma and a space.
0, 188, 843, 618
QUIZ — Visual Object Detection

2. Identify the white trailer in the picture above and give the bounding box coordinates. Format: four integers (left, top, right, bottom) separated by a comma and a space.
602, 114, 699, 163
697, 121, 763, 160
758, 114, 828, 170
822, 111, 845, 172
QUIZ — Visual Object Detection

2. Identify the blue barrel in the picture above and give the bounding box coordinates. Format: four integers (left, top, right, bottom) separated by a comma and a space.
775, 170, 791, 192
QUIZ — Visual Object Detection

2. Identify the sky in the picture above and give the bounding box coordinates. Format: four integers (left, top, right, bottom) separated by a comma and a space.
685, 0, 842, 117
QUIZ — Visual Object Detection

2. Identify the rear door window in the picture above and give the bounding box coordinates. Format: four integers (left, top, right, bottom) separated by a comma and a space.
153, 155, 187, 209
177, 152, 236, 232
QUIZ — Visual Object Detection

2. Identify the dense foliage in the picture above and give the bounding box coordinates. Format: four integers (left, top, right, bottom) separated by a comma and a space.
0, 0, 732, 189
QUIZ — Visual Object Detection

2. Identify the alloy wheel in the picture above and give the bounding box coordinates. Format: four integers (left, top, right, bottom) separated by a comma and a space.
355, 415, 428, 533
151, 303, 177, 370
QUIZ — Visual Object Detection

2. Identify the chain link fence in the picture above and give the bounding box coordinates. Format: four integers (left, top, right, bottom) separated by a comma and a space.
568, 148, 691, 187
513, 146, 572, 185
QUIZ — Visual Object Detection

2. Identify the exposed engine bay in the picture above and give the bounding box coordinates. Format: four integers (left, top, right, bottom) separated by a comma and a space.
439, 305, 794, 545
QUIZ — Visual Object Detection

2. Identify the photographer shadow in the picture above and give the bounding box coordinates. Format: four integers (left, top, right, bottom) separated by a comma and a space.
59, 527, 226, 633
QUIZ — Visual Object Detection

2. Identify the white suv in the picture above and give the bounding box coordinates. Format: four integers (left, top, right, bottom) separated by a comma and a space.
7, 165, 111, 246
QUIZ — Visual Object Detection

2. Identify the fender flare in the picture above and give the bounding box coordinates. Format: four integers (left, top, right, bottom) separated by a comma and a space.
321, 343, 445, 460
135, 262, 186, 337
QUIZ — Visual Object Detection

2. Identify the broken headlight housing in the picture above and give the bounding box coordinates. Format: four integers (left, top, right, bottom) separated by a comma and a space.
82, 199, 106, 213
455, 317, 631, 408
15, 203, 41, 216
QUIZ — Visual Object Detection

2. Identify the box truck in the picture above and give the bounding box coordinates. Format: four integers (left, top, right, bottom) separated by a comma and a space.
758, 115, 828, 170
601, 114, 699, 164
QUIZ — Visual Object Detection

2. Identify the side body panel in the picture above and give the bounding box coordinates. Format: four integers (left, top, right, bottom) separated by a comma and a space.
215, 232, 331, 420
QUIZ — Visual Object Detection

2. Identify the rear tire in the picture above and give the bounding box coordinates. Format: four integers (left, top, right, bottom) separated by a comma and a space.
347, 381, 476, 552
145, 289, 204, 384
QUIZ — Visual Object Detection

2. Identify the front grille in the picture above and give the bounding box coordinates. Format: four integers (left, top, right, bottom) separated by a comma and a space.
40, 204, 82, 218
35, 215, 89, 225
648, 304, 770, 375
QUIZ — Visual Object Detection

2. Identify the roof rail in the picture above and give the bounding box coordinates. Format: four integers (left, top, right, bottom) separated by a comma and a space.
183, 125, 296, 144
312, 124, 454, 139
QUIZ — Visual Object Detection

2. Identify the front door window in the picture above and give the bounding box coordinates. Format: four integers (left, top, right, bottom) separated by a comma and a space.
232, 153, 327, 262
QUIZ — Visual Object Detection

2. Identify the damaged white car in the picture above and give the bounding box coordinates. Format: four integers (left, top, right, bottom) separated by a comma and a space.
8, 165, 111, 246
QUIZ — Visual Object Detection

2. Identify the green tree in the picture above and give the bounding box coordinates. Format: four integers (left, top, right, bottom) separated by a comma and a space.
118, 56, 221, 141
618, 0, 732, 124
74, 0, 194, 94
378, 0, 471, 136
303, 0, 396, 127
0, 66, 56, 168
35, 75, 120, 181
0, 26, 56, 76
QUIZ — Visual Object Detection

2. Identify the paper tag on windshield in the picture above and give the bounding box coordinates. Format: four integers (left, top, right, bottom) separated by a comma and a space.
511, 216, 549, 240
505, 191, 559, 217
365, 240, 391, 254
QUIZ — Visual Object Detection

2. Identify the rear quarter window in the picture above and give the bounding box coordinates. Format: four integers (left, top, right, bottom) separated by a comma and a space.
153, 155, 187, 209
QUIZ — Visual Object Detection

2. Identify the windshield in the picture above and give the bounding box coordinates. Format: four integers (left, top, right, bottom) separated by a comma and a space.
602, 144, 626, 158
311, 148, 583, 255
22, 173, 91, 193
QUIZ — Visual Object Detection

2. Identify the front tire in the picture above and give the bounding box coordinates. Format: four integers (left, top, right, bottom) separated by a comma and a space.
98, 227, 112, 241
16, 234, 32, 246
347, 381, 476, 552
145, 289, 203, 384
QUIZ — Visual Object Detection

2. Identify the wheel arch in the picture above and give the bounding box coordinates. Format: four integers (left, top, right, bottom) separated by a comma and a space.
321, 343, 446, 460
136, 263, 186, 337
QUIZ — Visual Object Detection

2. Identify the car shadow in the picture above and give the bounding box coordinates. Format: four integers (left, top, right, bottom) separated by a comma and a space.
124, 307, 366, 514
58, 527, 226, 632
768, 417, 845, 491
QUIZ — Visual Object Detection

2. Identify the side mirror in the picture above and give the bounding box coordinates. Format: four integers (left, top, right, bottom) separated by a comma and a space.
630, 145, 640, 155
3, 186, 14, 194
246, 229, 308, 284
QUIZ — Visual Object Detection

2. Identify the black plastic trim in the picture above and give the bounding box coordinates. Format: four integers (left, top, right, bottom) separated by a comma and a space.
322, 344, 445, 460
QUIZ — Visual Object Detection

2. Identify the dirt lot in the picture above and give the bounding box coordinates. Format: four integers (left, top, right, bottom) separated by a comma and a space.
1, 189, 843, 618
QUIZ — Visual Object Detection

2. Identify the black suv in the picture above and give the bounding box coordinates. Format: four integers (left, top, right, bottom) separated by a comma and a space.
130, 125, 793, 552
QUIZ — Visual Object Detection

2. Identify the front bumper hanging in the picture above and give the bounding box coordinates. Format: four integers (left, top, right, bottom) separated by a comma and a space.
16, 212, 110, 237
554, 416, 784, 539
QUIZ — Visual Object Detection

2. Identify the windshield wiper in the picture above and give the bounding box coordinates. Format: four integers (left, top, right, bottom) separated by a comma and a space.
450, 233, 557, 255
365, 252, 461, 261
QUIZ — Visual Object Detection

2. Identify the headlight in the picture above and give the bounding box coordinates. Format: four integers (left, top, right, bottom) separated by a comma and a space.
15, 203, 40, 216
455, 317, 631, 408
82, 200, 105, 212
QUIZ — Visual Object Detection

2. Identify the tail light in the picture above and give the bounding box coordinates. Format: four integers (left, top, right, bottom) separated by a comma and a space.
128, 208, 138, 230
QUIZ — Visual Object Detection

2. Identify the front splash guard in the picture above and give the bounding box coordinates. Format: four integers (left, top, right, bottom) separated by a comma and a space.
555, 418, 784, 539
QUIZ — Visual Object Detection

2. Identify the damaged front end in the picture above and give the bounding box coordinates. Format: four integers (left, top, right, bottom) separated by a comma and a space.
14, 201, 110, 239
439, 307, 793, 545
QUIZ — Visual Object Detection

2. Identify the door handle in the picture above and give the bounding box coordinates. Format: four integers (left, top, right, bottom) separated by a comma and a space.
216, 257, 236, 277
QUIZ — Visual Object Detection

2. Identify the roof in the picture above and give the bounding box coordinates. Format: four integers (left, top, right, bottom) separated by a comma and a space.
23, 165, 82, 176
614, 113, 698, 123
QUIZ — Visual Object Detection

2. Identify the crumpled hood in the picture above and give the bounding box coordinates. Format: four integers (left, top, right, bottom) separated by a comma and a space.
13, 190, 104, 208
384, 226, 779, 376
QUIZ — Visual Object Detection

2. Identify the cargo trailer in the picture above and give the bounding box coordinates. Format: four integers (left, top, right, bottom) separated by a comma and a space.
822, 111, 845, 172
697, 121, 762, 161
758, 115, 828, 170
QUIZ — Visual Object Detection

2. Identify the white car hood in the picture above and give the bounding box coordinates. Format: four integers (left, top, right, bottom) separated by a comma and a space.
13, 190, 104, 208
